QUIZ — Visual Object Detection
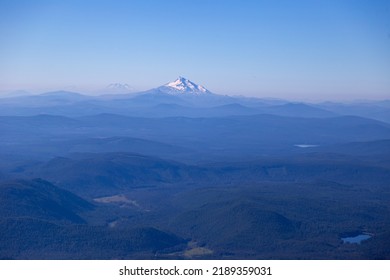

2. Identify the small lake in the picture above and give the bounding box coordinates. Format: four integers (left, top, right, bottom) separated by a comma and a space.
341, 234, 371, 244
294, 144, 319, 148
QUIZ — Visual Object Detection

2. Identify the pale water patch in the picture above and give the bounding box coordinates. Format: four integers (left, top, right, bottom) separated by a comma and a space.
342, 234, 372, 244
294, 144, 319, 148
108, 220, 118, 228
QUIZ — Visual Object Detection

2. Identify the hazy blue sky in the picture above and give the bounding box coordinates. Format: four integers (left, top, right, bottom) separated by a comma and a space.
1, 0, 389, 100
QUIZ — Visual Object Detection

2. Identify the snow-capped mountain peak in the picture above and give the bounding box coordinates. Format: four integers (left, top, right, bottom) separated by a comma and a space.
106, 83, 132, 91
158, 77, 210, 95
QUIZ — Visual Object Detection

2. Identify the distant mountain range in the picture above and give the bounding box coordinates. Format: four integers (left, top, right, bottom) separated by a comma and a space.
0, 77, 388, 122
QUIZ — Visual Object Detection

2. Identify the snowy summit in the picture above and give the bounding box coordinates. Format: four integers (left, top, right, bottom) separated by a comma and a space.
158, 77, 211, 95
106, 83, 132, 91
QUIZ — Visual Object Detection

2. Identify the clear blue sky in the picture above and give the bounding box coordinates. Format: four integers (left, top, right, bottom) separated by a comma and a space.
1, 0, 389, 100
